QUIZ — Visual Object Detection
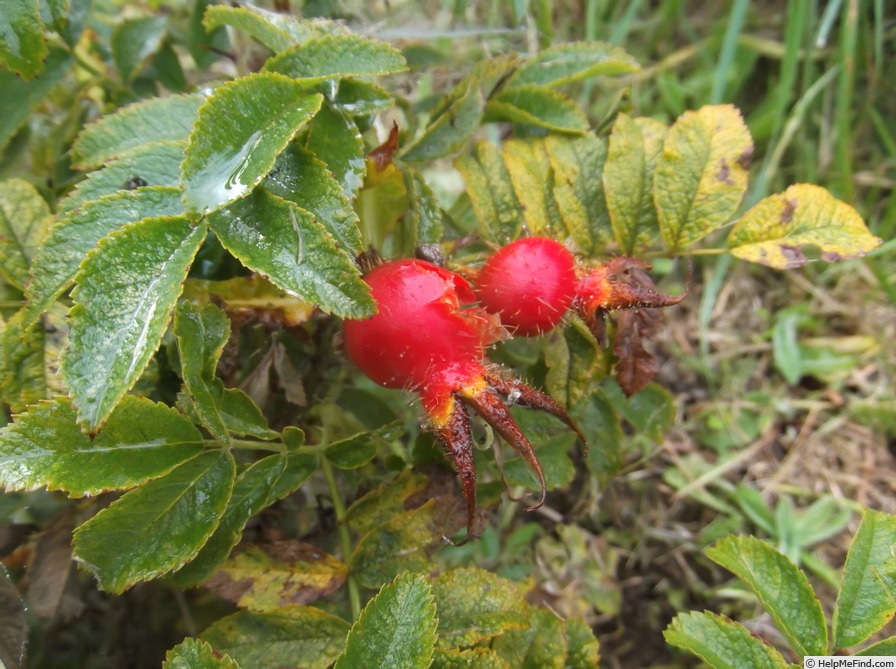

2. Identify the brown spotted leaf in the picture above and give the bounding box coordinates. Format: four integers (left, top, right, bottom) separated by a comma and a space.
727, 184, 881, 269
205, 541, 347, 611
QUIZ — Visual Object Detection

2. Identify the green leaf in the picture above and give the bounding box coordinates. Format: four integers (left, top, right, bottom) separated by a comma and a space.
305, 105, 365, 200
73, 450, 236, 593
169, 453, 316, 588
24, 187, 184, 327
565, 618, 601, 668
164, 637, 240, 669
404, 168, 443, 245
111, 15, 168, 82
63, 216, 206, 429
350, 499, 446, 589
626, 383, 676, 442
431, 648, 510, 669
508, 41, 639, 87
0, 179, 52, 290
492, 609, 568, 669
72, 95, 203, 169
324, 421, 403, 469
503, 432, 577, 492
664, 611, 789, 669
58, 140, 186, 216
329, 78, 393, 116
264, 34, 407, 81
855, 636, 896, 656
334, 572, 437, 669
401, 85, 484, 163
486, 85, 589, 134
728, 184, 881, 269
207, 189, 374, 318
0, 309, 51, 412
208, 542, 347, 611
604, 114, 667, 254
0, 564, 26, 669
202, 5, 294, 53
203, 5, 344, 53
0, 395, 203, 495
574, 390, 623, 485
0, 0, 48, 80
0, 46, 72, 152
545, 133, 611, 255
38, 0, 69, 35
200, 606, 350, 669
706, 535, 827, 656
181, 73, 322, 215
655, 104, 754, 250
264, 143, 363, 254
503, 138, 564, 239
430, 567, 529, 649
454, 140, 525, 244
174, 300, 235, 442
544, 312, 604, 408
833, 509, 896, 649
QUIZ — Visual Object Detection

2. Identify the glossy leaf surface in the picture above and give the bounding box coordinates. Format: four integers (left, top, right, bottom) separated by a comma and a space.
181, 73, 322, 215
63, 216, 206, 428
73, 450, 236, 593
72, 95, 203, 169
25, 186, 183, 326
207, 189, 373, 318
170, 453, 316, 587
728, 184, 881, 269
0, 395, 202, 495
334, 572, 437, 669
305, 105, 365, 200
655, 104, 753, 250
200, 606, 350, 669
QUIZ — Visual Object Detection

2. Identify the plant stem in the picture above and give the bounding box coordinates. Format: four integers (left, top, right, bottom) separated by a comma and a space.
320, 455, 361, 619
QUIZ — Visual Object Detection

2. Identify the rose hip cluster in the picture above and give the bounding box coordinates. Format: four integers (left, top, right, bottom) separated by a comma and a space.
343, 238, 685, 543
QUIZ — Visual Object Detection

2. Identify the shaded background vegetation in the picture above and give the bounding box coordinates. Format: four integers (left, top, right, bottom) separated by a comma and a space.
1, 1, 894, 667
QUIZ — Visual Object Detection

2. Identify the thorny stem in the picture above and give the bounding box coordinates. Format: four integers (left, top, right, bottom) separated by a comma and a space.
320, 455, 361, 619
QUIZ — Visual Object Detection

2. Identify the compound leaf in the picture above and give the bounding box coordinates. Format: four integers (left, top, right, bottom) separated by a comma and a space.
706, 535, 827, 657
25, 186, 183, 327
169, 453, 316, 587
63, 216, 206, 429
664, 611, 789, 669
203, 5, 294, 53
207, 189, 373, 319
0, 178, 52, 290
727, 184, 881, 269
200, 606, 350, 669
334, 572, 437, 669
401, 85, 485, 163
655, 104, 753, 250
486, 85, 589, 134
833, 509, 896, 649
72, 95, 203, 169
305, 105, 365, 200
0, 395, 203, 496
73, 450, 236, 593
182, 73, 322, 215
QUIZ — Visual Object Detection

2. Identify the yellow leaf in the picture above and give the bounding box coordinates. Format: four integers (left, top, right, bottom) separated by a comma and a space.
655, 104, 753, 250
728, 184, 881, 269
